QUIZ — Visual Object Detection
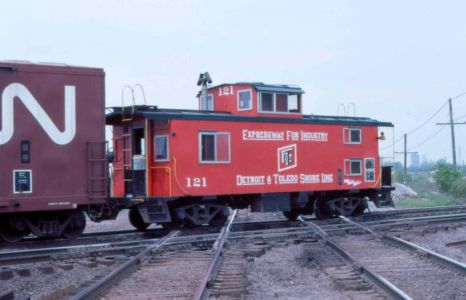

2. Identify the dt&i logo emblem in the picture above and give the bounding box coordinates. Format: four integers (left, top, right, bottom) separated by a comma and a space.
277, 144, 297, 172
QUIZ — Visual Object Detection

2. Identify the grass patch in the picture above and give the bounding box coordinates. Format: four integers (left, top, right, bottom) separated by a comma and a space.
394, 193, 454, 208
394, 173, 460, 208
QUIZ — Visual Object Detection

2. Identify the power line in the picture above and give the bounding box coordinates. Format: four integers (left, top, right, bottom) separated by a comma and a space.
453, 113, 466, 122
381, 100, 448, 150
405, 100, 448, 135
451, 91, 466, 101
381, 135, 403, 151
408, 126, 446, 152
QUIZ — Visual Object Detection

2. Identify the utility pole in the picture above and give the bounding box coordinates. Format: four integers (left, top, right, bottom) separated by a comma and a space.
395, 134, 418, 184
436, 98, 466, 167
449, 98, 456, 166
404, 134, 407, 184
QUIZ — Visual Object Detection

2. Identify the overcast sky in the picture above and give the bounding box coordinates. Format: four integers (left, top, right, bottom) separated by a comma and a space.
2, 0, 466, 163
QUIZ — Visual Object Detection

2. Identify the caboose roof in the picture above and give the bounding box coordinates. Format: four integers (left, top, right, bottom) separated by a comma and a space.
106, 105, 393, 127
196, 82, 305, 97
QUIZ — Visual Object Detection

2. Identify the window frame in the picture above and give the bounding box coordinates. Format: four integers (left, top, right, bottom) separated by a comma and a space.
344, 159, 363, 176
343, 128, 362, 144
200, 93, 214, 111
237, 89, 253, 111
258, 92, 301, 114
154, 134, 169, 162
198, 131, 231, 164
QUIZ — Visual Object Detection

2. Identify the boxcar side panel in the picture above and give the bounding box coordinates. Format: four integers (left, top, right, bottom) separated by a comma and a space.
0, 63, 106, 213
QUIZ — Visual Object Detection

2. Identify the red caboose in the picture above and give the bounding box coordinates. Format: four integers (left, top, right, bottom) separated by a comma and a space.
107, 75, 394, 229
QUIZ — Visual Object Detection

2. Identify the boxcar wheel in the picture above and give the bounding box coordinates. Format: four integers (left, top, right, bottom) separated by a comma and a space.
62, 211, 86, 239
129, 207, 150, 231
0, 216, 29, 243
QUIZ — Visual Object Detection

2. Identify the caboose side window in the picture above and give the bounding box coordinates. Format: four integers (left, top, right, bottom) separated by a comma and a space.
275, 94, 288, 112
154, 135, 169, 162
199, 132, 230, 163
260, 93, 274, 112
259, 92, 301, 113
343, 128, 361, 144
238, 90, 252, 111
344, 159, 362, 176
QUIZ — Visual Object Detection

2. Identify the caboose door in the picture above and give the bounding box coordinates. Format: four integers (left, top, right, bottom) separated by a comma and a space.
126, 126, 146, 196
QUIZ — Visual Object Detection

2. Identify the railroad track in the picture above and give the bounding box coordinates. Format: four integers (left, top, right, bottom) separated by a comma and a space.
301, 216, 466, 299
0, 227, 169, 251
2, 207, 465, 268
3, 206, 466, 299
91, 211, 276, 300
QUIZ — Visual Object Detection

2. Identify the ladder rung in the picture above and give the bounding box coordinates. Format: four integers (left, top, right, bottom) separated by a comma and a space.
89, 158, 106, 162
124, 179, 133, 182
88, 177, 107, 180
122, 133, 132, 137
122, 149, 132, 152
122, 118, 133, 122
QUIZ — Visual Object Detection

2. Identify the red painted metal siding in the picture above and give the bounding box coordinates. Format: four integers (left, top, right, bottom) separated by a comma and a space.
137, 119, 381, 198
0, 62, 106, 213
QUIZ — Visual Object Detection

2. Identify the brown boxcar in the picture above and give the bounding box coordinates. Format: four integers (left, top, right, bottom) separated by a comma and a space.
0, 61, 107, 241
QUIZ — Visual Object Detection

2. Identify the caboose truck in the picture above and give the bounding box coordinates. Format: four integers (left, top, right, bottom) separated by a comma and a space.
107, 73, 394, 230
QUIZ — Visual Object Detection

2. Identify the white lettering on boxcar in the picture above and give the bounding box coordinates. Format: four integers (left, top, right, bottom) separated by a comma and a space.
0, 83, 76, 145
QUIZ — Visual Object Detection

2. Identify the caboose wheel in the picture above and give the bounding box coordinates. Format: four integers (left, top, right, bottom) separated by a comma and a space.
209, 210, 228, 227
0, 216, 29, 243
282, 211, 299, 221
129, 207, 150, 231
159, 220, 183, 230
314, 199, 332, 220
62, 211, 86, 239
352, 203, 365, 216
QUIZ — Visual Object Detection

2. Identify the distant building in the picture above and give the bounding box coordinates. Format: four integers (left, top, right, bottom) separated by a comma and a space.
410, 152, 420, 169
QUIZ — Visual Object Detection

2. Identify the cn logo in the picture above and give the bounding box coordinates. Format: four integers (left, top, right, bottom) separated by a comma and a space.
277, 144, 297, 172
0, 83, 76, 145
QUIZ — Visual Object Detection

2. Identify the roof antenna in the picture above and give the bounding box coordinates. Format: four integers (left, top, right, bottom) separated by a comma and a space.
197, 72, 212, 108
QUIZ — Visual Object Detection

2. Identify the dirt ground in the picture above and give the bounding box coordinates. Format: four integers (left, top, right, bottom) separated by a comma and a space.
247, 243, 348, 300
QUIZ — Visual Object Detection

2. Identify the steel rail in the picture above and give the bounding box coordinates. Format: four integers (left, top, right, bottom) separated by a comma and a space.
4, 212, 465, 267
0, 237, 162, 267
192, 209, 237, 300
366, 205, 466, 215
0, 224, 310, 267
299, 217, 413, 300
69, 230, 179, 300
385, 236, 466, 274
319, 212, 466, 232
339, 215, 466, 275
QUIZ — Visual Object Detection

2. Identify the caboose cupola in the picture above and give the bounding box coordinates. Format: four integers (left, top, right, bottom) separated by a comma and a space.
197, 81, 305, 118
